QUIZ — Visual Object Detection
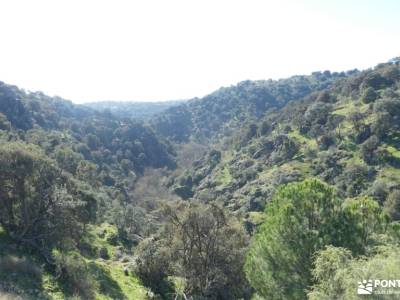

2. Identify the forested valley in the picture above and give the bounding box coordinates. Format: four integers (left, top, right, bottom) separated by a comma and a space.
1, 58, 400, 299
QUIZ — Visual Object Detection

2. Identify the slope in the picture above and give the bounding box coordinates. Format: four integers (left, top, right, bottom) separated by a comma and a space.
167, 59, 400, 230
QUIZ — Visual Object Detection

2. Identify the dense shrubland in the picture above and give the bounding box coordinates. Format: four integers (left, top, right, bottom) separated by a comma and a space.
152, 71, 348, 143
0, 59, 400, 299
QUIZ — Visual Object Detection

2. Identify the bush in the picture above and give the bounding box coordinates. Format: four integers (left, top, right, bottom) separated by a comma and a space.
98, 247, 110, 260
368, 180, 389, 204
361, 86, 378, 103
336, 163, 375, 197
371, 112, 391, 138
133, 238, 172, 294
304, 146, 317, 159
161, 202, 250, 299
0, 142, 90, 258
106, 232, 119, 246
309, 245, 400, 300
54, 252, 98, 299
0, 255, 42, 279
384, 190, 400, 221
318, 132, 336, 150
308, 246, 352, 299
312, 148, 346, 183
360, 135, 380, 164
0, 113, 11, 130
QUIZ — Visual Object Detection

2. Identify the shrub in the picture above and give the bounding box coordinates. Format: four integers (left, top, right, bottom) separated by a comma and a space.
309, 245, 400, 300
361, 86, 378, 103
133, 238, 172, 294
54, 252, 98, 299
318, 132, 336, 150
98, 247, 110, 260
360, 135, 380, 164
336, 163, 375, 197
106, 232, 119, 246
304, 146, 317, 159
0, 142, 90, 260
0, 255, 42, 279
384, 190, 400, 221
162, 202, 250, 299
368, 180, 389, 204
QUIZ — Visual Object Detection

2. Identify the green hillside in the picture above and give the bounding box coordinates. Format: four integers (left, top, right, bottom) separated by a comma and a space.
1, 58, 400, 299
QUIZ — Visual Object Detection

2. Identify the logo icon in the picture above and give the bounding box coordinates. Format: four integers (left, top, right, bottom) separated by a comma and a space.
358, 280, 373, 294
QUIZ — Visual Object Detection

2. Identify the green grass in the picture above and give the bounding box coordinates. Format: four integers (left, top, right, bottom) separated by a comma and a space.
0, 224, 149, 300
378, 166, 400, 184
81, 223, 119, 259
288, 130, 317, 148
332, 100, 373, 138
84, 223, 149, 300
386, 145, 400, 159
258, 161, 310, 180
215, 165, 233, 186
221, 150, 234, 162
332, 98, 369, 117
257, 165, 277, 180
93, 260, 148, 300
332, 104, 354, 117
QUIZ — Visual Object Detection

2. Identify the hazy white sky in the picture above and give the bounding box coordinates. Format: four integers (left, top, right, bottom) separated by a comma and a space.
0, 0, 399, 103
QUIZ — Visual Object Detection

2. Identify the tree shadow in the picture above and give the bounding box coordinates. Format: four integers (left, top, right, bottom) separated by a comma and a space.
88, 262, 126, 300
77, 236, 99, 259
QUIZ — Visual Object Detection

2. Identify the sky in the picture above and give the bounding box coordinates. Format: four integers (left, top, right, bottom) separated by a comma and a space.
0, 0, 399, 103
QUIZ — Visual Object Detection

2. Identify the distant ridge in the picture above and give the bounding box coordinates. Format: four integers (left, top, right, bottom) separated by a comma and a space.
84, 100, 185, 119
